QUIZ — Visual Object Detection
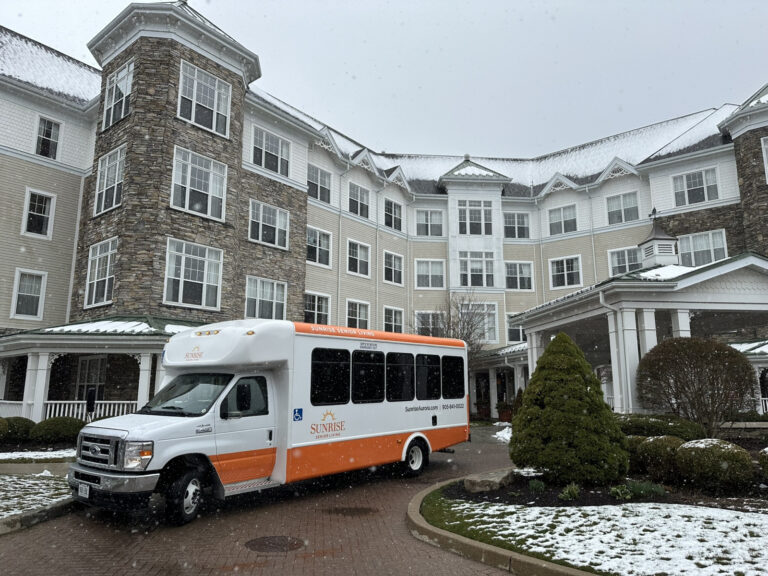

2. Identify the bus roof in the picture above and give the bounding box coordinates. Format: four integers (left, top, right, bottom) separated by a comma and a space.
293, 322, 466, 348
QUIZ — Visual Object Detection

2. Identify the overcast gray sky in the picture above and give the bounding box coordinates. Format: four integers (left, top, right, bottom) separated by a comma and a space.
2, 0, 766, 158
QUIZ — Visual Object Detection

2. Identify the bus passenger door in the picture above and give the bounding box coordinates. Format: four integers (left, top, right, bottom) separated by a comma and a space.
214, 375, 276, 485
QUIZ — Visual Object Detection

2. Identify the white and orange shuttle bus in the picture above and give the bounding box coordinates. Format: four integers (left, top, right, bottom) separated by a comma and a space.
68, 319, 469, 524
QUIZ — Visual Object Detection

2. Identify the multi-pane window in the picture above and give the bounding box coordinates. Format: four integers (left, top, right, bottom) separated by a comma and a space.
306, 227, 331, 266
415, 312, 444, 337
253, 126, 290, 177
304, 293, 330, 324
505, 262, 533, 290
307, 164, 331, 203
459, 251, 494, 287
384, 199, 402, 231
384, 252, 403, 285
461, 303, 497, 342
95, 146, 126, 215
506, 317, 527, 343
76, 356, 107, 401
504, 212, 530, 239
36, 118, 60, 159
349, 183, 370, 218
23, 190, 55, 238
607, 192, 639, 224
679, 230, 727, 267
384, 307, 403, 333
179, 60, 231, 136
249, 200, 289, 249
103, 60, 133, 129
85, 237, 118, 308
164, 238, 222, 309
609, 248, 642, 276
347, 240, 370, 277
172, 147, 226, 220
12, 269, 46, 319
673, 168, 718, 206
415, 260, 444, 289
416, 209, 443, 236
458, 200, 492, 235
245, 277, 286, 320
549, 205, 577, 236
347, 300, 369, 329
550, 256, 582, 288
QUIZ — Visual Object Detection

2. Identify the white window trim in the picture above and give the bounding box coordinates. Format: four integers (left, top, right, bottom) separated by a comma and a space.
171, 146, 228, 222
506, 315, 527, 344
94, 145, 126, 216
304, 291, 332, 324
20, 187, 56, 240
548, 203, 578, 237
671, 166, 719, 207
244, 276, 287, 320
605, 191, 639, 225
176, 59, 231, 138
548, 254, 583, 290
503, 211, 531, 239
306, 226, 333, 269
414, 310, 444, 337
84, 236, 118, 309
102, 59, 133, 131
347, 239, 371, 279
678, 229, 728, 267
383, 250, 404, 286
383, 198, 403, 231
346, 298, 370, 329
383, 305, 404, 333
504, 260, 535, 292
415, 209, 445, 237
252, 124, 292, 178
348, 182, 371, 220
414, 258, 445, 290
10, 267, 47, 321
459, 251, 495, 288
607, 246, 643, 277
34, 114, 64, 160
462, 302, 498, 344
307, 163, 331, 204
249, 199, 290, 250
162, 237, 223, 311
458, 199, 493, 236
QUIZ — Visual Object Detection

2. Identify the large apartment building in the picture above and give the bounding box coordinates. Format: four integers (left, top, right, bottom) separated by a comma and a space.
1, 1, 768, 421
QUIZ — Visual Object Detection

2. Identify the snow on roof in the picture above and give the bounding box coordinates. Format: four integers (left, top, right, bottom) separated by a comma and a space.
43, 319, 198, 336
454, 164, 500, 177
649, 105, 736, 159
249, 86, 324, 132
0, 26, 100, 105
731, 340, 768, 354
496, 341, 528, 356
636, 265, 702, 281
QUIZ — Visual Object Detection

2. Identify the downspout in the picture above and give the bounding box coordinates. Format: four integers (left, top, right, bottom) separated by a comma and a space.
336, 160, 352, 325
66, 174, 86, 323
587, 184, 598, 282
536, 200, 545, 306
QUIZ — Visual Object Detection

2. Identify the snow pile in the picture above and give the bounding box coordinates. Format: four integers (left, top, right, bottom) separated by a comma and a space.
449, 500, 768, 575
493, 424, 512, 444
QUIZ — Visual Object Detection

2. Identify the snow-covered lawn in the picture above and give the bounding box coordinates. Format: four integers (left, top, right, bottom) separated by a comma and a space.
0, 449, 75, 461
0, 471, 70, 519
447, 499, 768, 575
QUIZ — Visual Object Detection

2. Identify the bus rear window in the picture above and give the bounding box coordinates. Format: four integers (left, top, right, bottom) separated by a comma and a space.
416, 354, 441, 400
386, 352, 414, 402
441, 355, 465, 399
311, 348, 350, 405
351, 350, 384, 403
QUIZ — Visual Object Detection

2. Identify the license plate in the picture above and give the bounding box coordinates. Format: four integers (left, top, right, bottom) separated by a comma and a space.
78, 483, 90, 499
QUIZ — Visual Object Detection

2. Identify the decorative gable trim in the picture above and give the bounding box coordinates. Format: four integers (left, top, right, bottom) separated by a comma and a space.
351, 149, 379, 175
595, 158, 639, 185
385, 166, 411, 193
315, 127, 342, 157
539, 173, 578, 197
439, 156, 509, 184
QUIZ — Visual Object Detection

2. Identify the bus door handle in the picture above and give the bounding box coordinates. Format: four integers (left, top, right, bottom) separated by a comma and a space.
267, 429, 273, 445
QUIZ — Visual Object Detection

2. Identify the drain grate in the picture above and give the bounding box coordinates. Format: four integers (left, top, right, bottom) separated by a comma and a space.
325, 506, 378, 517
244, 536, 305, 553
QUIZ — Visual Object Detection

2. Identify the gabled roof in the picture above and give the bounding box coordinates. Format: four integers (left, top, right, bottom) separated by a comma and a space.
594, 157, 639, 185
438, 157, 510, 184
645, 104, 736, 163
383, 165, 411, 192
539, 173, 579, 198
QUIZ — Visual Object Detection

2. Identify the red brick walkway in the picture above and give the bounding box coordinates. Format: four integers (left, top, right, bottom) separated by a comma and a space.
0, 425, 510, 575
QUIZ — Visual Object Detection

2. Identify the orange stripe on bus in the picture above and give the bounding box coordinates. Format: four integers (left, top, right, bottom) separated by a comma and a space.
211, 448, 277, 485
293, 322, 466, 348
285, 425, 469, 483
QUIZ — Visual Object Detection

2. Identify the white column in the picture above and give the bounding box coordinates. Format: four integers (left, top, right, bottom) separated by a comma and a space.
137, 353, 152, 407
468, 372, 477, 414
489, 368, 498, 418
30, 352, 52, 422
154, 354, 167, 393
22, 353, 40, 420
526, 331, 542, 376
619, 309, 640, 414
637, 309, 658, 356
607, 312, 623, 413
0, 359, 8, 400
671, 309, 691, 338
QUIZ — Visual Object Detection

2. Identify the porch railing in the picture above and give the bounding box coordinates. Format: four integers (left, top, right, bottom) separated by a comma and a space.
44, 401, 138, 421
605, 395, 614, 410
0, 401, 24, 418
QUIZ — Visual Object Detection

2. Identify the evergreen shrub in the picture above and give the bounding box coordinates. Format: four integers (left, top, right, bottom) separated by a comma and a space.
626, 435, 648, 474
615, 413, 706, 441
675, 439, 755, 494
29, 417, 85, 444
758, 448, 768, 481
637, 435, 685, 483
0, 418, 8, 442
4, 416, 35, 443
509, 332, 628, 486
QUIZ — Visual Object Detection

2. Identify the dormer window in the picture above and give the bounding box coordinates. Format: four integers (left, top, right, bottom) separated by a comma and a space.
178, 61, 231, 136
103, 61, 133, 129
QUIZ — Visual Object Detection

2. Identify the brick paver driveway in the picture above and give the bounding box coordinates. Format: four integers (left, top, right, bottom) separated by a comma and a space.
0, 424, 510, 575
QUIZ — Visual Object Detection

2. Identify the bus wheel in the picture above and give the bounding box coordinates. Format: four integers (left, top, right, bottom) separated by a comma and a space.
403, 440, 428, 477
165, 469, 204, 525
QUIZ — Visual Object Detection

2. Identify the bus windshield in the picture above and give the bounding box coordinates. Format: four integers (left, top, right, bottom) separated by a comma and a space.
138, 373, 234, 417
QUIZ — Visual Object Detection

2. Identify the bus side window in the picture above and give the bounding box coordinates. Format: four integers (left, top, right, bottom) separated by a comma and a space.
311, 348, 351, 406
351, 351, 384, 403
386, 352, 414, 402
441, 355, 465, 399
416, 354, 441, 400
222, 376, 269, 417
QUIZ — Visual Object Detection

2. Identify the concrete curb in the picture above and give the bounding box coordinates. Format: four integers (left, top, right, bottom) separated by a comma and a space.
406, 478, 590, 576
0, 498, 79, 536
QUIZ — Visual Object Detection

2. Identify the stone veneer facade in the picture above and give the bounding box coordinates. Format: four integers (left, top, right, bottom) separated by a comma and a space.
70, 37, 306, 324
732, 125, 768, 257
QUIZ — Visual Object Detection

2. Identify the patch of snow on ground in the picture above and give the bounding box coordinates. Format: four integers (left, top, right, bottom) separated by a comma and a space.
493, 426, 512, 444
449, 500, 768, 576
0, 449, 75, 461
0, 473, 70, 519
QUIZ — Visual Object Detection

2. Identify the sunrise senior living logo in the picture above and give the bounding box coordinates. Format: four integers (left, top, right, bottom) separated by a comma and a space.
310, 410, 346, 439
185, 345, 204, 361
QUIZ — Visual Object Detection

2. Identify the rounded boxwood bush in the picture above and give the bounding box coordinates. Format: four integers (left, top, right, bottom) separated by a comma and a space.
0, 418, 8, 442
615, 413, 706, 441
759, 447, 768, 481
637, 435, 685, 483
626, 435, 648, 475
675, 439, 755, 494
29, 417, 85, 444
4, 416, 35, 443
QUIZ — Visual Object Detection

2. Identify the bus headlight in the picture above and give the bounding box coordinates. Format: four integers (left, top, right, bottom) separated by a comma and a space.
123, 441, 153, 471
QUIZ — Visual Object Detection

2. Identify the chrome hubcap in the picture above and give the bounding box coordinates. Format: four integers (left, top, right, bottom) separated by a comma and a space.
183, 478, 202, 515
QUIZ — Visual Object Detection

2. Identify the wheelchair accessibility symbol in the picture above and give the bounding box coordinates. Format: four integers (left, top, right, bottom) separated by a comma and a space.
293, 408, 303, 422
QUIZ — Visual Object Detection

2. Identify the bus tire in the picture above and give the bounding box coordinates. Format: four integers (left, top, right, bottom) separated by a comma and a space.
165, 468, 204, 525
402, 439, 428, 477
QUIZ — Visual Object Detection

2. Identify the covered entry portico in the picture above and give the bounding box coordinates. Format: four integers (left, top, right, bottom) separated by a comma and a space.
514, 253, 768, 414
